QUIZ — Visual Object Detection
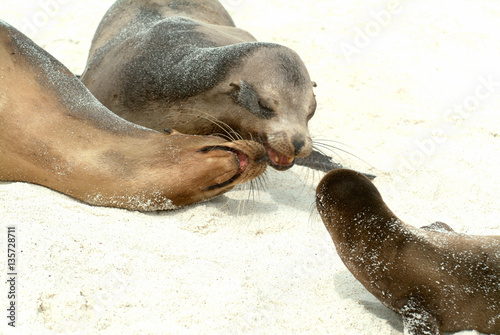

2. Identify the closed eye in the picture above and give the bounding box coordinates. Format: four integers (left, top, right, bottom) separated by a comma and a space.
258, 101, 275, 118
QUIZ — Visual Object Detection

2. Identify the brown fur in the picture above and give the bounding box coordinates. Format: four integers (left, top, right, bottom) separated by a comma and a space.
80, 0, 317, 171
0, 20, 267, 211
316, 169, 500, 335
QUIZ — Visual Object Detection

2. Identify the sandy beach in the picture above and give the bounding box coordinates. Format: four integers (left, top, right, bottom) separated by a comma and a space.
1, 0, 499, 334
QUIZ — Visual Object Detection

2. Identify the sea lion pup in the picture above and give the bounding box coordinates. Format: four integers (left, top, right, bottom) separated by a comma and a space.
80, 0, 317, 171
0, 20, 267, 211
316, 169, 500, 335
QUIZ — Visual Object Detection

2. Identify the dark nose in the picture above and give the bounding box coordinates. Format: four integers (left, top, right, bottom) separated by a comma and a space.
292, 136, 305, 156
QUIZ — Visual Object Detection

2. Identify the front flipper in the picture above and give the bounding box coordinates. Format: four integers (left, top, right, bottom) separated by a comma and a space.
402, 300, 441, 335
295, 149, 376, 180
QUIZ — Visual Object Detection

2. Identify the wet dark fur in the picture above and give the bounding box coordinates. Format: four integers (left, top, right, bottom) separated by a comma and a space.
316, 169, 500, 335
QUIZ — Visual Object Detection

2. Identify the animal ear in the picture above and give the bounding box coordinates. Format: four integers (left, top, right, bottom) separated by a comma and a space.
229, 80, 245, 90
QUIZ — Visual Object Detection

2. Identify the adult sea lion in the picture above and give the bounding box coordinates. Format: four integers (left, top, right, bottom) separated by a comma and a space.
0, 20, 267, 211
316, 169, 500, 335
80, 0, 317, 171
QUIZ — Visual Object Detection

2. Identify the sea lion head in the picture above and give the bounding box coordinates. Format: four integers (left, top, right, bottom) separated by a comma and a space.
315, 168, 400, 249
169, 42, 317, 171
155, 130, 268, 207
223, 44, 317, 170
316, 169, 388, 223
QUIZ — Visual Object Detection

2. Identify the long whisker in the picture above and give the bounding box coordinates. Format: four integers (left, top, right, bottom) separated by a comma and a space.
313, 138, 358, 148
197, 112, 243, 141
294, 139, 376, 180
246, 178, 261, 213
254, 173, 268, 192
236, 186, 248, 216
174, 109, 243, 141
308, 197, 319, 220
312, 140, 375, 169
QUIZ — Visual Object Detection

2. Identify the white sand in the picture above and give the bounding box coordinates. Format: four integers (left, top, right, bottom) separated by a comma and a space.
1, 0, 499, 334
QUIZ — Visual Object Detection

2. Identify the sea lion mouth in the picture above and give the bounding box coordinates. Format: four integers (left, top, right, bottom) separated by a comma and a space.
199, 145, 249, 191
265, 144, 295, 171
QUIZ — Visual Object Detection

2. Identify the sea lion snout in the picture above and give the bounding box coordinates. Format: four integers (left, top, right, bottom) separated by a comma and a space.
199, 139, 268, 191
263, 128, 312, 170
316, 169, 382, 209
291, 134, 306, 156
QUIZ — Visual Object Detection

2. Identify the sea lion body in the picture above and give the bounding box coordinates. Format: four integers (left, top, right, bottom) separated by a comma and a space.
316, 169, 500, 334
0, 20, 267, 211
80, 0, 317, 171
